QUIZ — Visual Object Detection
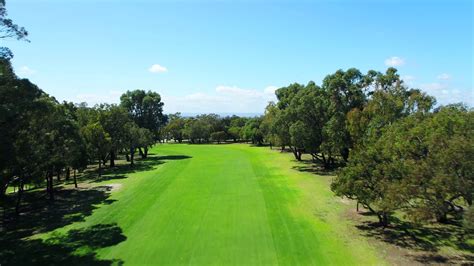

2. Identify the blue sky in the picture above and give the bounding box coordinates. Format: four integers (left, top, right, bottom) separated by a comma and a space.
4, 0, 473, 114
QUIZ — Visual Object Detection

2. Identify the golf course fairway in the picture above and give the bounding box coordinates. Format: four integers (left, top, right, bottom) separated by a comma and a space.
51, 144, 383, 265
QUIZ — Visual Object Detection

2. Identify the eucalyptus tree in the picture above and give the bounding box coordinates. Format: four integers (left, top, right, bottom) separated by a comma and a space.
98, 104, 132, 167
287, 81, 328, 163
241, 117, 264, 145
164, 113, 186, 142
81, 122, 111, 177
227, 116, 247, 142
120, 90, 165, 157
123, 122, 153, 166
320, 68, 367, 162
0, 59, 46, 197
332, 104, 472, 225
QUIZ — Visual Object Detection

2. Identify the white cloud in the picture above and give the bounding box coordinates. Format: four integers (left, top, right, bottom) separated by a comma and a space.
163, 85, 278, 114
420, 82, 473, 106
18, 66, 36, 76
402, 75, 415, 82
421, 82, 447, 91
384, 56, 405, 67
437, 73, 451, 80
264, 85, 278, 95
75, 90, 123, 105
148, 64, 168, 73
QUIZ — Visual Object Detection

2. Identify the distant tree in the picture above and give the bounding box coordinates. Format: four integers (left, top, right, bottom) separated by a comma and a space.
120, 90, 165, 156
164, 113, 186, 143
211, 131, 227, 144
242, 117, 264, 145
227, 116, 247, 142
81, 122, 111, 177
184, 118, 212, 143
98, 104, 132, 167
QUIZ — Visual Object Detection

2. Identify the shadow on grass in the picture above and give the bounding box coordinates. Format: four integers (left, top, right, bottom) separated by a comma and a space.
86, 154, 192, 183
291, 159, 337, 176
1, 187, 125, 265
157, 155, 192, 160
355, 215, 474, 264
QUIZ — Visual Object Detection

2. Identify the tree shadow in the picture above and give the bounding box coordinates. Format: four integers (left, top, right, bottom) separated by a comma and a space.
291, 159, 337, 176
1, 223, 126, 265
157, 155, 192, 160
355, 216, 474, 264
87, 154, 190, 183
1, 186, 125, 265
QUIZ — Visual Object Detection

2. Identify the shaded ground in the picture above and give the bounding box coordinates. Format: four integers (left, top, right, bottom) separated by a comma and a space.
0, 187, 125, 265
0, 154, 179, 266
345, 208, 474, 265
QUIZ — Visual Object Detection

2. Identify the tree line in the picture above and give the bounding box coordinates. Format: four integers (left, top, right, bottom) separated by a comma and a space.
163, 113, 264, 145
257, 67, 472, 228
0, 59, 167, 213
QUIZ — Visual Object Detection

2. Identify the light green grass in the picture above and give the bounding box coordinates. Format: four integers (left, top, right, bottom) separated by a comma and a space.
48, 144, 383, 265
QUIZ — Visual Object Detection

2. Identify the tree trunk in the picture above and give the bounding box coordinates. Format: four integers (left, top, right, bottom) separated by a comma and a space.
57, 169, 61, 182
342, 148, 349, 162
144, 147, 148, 158
321, 153, 330, 169
48, 172, 55, 200
98, 156, 102, 177
0, 177, 8, 199
378, 213, 389, 227
138, 147, 146, 159
130, 147, 135, 166
110, 150, 115, 167
436, 210, 448, 223
73, 169, 78, 188
15, 178, 24, 215
291, 147, 301, 161
66, 167, 70, 180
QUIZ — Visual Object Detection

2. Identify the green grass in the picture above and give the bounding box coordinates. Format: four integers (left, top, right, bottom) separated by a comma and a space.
28, 144, 383, 265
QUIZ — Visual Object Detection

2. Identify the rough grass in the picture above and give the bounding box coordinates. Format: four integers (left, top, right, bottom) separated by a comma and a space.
2, 144, 383, 265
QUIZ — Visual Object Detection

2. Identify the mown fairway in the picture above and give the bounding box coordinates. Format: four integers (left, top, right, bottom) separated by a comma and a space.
48, 144, 382, 265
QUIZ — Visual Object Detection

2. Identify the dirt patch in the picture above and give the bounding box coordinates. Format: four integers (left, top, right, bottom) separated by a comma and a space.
99, 183, 122, 192
342, 205, 474, 265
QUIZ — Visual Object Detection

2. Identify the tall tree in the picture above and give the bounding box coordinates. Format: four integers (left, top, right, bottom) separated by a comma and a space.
81, 122, 111, 177
98, 104, 132, 167
120, 90, 165, 157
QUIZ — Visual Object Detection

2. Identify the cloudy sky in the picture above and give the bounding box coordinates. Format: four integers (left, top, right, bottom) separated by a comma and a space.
5, 0, 473, 114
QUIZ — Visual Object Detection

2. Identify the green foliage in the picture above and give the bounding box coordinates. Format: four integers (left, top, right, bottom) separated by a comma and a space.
120, 90, 166, 139
164, 113, 186, 142
184, 117, 212, 143
241, 117, 264, 145
332, 105, 473, 225
464, 206, 474, 233
81, 122, 111, 164
210, 131, 227, 144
